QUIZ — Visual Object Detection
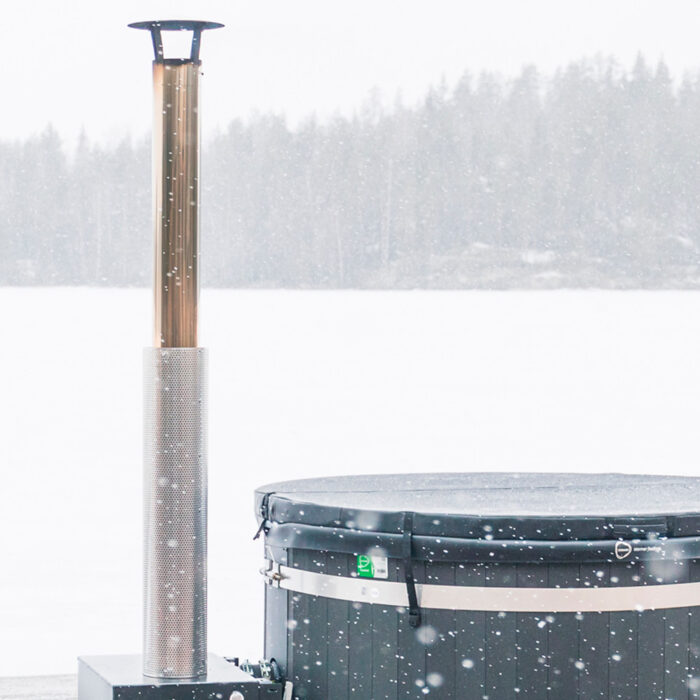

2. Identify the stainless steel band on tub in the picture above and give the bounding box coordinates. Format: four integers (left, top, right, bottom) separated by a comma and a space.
266, 564, 700, 613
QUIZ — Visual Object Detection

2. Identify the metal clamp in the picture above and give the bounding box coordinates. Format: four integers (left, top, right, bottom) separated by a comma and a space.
261, 560, 285, 588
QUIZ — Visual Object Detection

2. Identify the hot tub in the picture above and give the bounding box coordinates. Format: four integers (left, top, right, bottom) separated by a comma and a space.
255, 472, 700, 699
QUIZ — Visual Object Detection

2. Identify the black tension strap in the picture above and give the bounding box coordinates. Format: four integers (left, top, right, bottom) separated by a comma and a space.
253, 493, 272, 540
403, 511, 421, 628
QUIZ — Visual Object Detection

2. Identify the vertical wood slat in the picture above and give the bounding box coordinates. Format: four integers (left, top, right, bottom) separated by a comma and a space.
548, 563, 580, 698
264, 547, 289, 678
398, 560, 426, 699
326, 552, 350, 700
348, 554, 373, 698
307, 550, 329, 699
608, 561, 638, 700
516, 563, 549, 698
455, 563, 486, 698
637, 559, 665, 700
425, 561, 456, 698
579, 563, 609, 699
485, 563, 517, 700
689, 560, 700, 700
664, 559, 690, 700
292, 550, 328, 699
372, 557, 400, 700
288, 549, 309, 697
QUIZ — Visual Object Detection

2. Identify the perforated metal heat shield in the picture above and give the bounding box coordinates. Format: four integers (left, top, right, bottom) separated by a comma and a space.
143, 348, 208, 679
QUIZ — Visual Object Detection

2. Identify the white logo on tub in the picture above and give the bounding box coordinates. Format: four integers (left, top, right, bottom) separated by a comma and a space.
614, 541, 663, 560
615, 541, 632, 560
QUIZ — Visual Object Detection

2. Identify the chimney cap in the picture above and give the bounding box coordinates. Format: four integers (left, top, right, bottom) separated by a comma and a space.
129, 20, 224, 62
128, 20, 224, 32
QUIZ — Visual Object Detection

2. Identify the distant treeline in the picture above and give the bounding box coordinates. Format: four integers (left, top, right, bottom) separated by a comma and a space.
4, 55, 700, 289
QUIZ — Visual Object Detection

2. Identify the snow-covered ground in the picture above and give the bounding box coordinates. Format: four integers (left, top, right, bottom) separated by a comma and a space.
2, 287, 700, 677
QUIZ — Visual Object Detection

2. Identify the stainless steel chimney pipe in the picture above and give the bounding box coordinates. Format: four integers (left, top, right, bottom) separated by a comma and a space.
130, 20, 223, 680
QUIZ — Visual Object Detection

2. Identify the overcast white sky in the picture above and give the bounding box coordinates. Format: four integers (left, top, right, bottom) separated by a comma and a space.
5, 0, 700, 146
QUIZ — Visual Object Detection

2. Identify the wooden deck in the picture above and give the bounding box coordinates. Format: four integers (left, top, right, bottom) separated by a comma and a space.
0, 675, 77, 700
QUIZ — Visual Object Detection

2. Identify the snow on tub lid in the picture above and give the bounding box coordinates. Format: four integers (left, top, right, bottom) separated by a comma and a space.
255, 472, 700, 541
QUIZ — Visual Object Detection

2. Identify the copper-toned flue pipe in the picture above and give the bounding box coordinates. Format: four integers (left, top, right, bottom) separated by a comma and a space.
152, 59, 200, 347
131, 19, 222, 348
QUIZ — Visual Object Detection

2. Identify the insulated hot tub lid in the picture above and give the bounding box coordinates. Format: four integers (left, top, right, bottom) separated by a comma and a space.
259, 474, 700, 697
255, 472, 700, 541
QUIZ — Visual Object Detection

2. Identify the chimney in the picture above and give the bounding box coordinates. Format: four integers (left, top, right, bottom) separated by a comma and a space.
78, 20, 286, 699
129, 19, 222, 680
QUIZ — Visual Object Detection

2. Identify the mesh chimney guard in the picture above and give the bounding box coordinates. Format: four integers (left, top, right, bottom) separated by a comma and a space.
130, 19, 222, 681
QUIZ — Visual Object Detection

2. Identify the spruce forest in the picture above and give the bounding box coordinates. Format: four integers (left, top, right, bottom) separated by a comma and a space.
3, 56, 700, 288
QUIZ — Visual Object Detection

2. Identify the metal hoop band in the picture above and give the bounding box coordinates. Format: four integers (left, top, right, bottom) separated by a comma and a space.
268, 565, 700, 613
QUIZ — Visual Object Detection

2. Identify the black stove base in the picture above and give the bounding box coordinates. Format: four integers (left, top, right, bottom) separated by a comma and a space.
78, 654, 286, 700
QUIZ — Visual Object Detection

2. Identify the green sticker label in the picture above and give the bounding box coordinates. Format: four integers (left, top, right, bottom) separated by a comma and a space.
357, 555, 374, 578
357, 554, 388, 579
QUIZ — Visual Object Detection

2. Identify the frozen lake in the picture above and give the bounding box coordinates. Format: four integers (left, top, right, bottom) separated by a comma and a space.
2, 287, 700, 677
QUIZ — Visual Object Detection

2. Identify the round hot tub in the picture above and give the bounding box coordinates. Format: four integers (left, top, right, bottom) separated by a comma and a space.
255, 473, 700, 699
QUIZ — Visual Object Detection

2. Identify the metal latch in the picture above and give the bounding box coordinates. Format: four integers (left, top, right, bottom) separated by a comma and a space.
260, 560, 285, 587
